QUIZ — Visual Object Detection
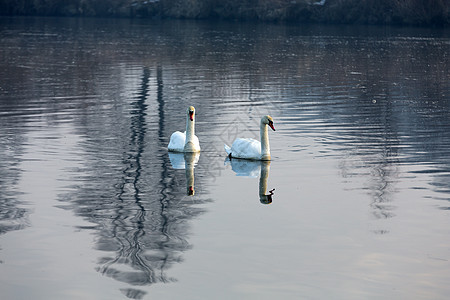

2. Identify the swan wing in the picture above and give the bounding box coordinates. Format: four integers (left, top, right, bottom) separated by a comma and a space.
168, 131, 186, 152
230, 138, 261, 160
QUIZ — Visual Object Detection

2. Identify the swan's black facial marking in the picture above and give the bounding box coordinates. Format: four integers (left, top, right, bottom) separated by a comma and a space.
268, 120, 275, 131
189, 110, 194, 121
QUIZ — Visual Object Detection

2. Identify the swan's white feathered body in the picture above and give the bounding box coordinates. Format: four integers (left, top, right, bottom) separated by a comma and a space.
224, 138, 262, 160
168, 131, 200, 152
168, 106, 200, 153
224, 115, 275, 161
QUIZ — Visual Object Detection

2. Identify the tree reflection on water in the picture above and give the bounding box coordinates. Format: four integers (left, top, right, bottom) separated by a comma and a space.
0, 129, 29, 237
59, 66, 210, 298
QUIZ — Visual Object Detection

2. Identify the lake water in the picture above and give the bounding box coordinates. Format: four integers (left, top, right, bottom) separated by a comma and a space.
0, 16, 449, 299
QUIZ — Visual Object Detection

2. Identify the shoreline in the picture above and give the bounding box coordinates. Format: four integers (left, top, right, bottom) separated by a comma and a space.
1, 0, 449, 27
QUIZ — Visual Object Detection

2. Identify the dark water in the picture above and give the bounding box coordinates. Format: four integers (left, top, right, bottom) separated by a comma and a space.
0, 17, 449, 299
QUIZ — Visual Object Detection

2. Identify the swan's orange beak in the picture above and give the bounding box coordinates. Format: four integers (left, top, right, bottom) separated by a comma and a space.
189, 110, 194, 121
269, 121, 275, 131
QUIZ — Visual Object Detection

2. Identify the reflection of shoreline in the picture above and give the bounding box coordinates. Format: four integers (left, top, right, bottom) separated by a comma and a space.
226, 158, 275, 204
168, 152, 200, 196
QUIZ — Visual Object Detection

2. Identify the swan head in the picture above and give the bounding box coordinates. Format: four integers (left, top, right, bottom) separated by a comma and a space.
187, 106, 195, 121
261, 115, 275, 131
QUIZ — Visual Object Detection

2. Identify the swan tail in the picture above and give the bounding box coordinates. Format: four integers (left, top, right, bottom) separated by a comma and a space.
224, 144, 232, 156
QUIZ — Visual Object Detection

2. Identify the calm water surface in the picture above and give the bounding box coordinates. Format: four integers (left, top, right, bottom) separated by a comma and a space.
0, 17, 449, 299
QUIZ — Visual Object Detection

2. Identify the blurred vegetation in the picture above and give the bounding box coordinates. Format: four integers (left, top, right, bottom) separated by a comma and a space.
1, 0, 448, 26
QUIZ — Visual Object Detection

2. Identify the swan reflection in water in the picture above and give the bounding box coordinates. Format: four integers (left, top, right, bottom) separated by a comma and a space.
226, 158, 275, 204
168, 152, 200, 196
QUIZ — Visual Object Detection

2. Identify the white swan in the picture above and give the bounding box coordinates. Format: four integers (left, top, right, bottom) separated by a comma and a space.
224, 115, 275, 160
168, 106, 200, 152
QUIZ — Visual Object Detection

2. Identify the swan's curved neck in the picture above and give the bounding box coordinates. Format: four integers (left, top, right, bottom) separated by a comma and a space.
260, 122, 270, 160
185, 116, 195, 143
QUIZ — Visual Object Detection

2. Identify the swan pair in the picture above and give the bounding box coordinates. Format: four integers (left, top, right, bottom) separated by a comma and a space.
168, 106, 276, 161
